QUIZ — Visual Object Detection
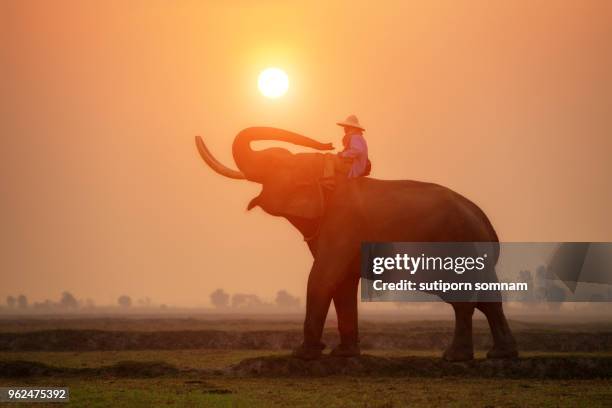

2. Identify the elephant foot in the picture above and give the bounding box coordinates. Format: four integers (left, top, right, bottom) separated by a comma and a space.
292, 342, 325, 361
330, 343, 361, 358
487, 345, 519, 359
442, 344, 474, 362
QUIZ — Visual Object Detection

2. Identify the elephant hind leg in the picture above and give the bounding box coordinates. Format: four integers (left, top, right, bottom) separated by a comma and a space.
477, 301, 518, 359
443, 302, 475, 361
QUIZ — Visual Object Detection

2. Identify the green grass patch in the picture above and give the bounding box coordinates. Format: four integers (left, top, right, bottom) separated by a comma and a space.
0, 377, 610, 407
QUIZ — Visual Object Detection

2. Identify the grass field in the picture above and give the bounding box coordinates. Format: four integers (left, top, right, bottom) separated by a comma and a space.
0, 318, 610, 407
2, 373, 611, 407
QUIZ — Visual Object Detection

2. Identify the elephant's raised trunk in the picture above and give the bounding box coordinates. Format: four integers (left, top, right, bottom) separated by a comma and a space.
232, 127, 332, 182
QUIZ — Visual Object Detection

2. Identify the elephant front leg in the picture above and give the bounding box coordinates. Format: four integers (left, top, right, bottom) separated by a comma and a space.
443, 302, 475, 361
293, 256, 351, 360
331, 269, 361, 357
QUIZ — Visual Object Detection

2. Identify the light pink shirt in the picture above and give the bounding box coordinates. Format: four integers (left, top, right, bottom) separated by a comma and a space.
339, 131, 368, 178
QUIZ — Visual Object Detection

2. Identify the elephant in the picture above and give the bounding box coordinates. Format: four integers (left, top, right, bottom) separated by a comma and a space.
195, 127, 518, 361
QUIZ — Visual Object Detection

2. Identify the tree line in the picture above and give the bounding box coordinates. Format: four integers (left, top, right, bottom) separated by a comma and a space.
3, 289, 301, 311
210, 289, 301, 309
3, 292, 152, 311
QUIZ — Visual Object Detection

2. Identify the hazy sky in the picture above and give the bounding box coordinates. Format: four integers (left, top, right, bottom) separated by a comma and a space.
1, 1, 611, 306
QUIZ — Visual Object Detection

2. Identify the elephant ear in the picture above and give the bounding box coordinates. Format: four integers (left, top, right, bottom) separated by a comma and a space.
281, 183, 325, 219
247, 153, 327, 219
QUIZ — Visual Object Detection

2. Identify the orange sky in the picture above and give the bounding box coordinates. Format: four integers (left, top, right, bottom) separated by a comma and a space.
1, 1, 611, 306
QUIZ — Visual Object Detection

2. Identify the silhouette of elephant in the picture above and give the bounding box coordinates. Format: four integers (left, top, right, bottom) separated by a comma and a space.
195, 127, 518, 361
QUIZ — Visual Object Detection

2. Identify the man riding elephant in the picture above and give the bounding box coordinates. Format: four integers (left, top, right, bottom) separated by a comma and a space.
336, 114, 369, 179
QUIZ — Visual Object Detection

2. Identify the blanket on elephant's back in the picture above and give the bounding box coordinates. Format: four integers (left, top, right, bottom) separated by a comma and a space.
290, 152, 350, 182
289, 152, 367, 182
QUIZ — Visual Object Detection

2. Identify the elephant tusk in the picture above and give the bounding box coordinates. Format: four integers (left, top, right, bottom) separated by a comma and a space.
195, 136, 246, 180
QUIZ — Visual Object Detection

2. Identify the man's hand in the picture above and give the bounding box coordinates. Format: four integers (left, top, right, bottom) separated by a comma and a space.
320, 142, 335, 151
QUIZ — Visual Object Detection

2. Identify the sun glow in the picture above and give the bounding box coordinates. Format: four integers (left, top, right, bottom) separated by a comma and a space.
258, 67, 289, 98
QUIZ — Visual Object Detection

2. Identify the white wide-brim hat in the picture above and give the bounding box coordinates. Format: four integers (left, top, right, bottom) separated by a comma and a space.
336, 114, 365, 131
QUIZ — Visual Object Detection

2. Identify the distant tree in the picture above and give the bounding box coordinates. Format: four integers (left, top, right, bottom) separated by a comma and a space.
6, 296, 16, 308
17, 295, 28, 309
546, 282, 567, 310
231, 293, 263, 308
137, 297, 151, 307
59, 292, 78, 309
210, 289, 230, 308
519, 269, 533, 283
33, 300, 55, 311
275, 290, 300, 308
118, 295, 132, 308
83, 298, 96, 309
534, 265, 549, 302
518, 270, 534, 301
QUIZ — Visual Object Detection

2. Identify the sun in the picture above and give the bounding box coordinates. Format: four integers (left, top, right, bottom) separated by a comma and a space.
258, 67, 289, 98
